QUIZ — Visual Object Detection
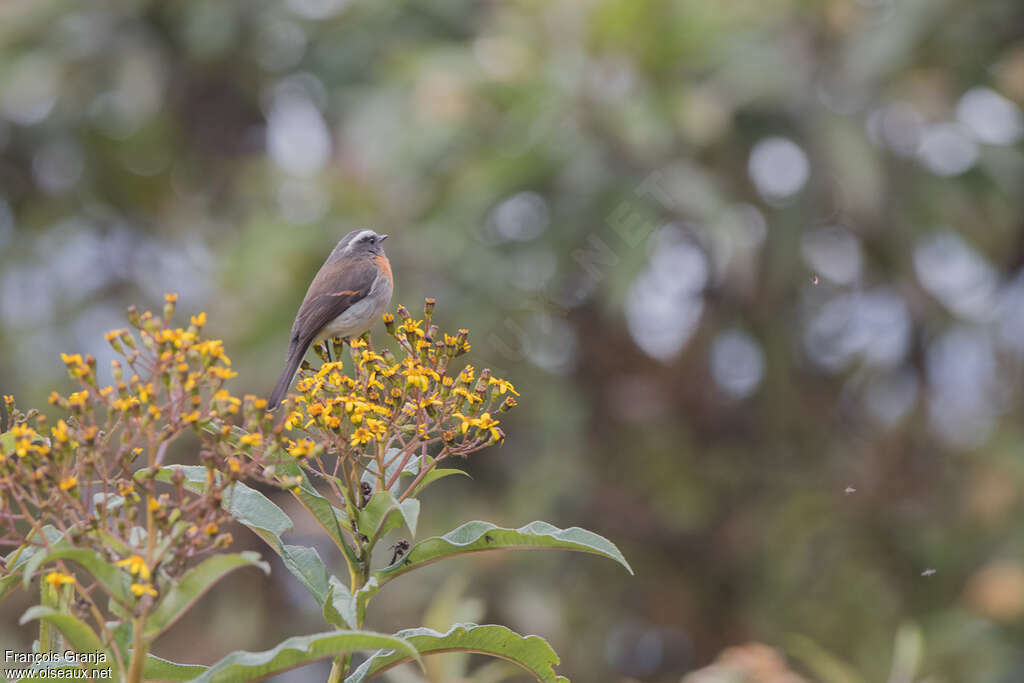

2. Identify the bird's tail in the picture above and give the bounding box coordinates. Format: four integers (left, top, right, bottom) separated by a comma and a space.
268, 341, 309, 410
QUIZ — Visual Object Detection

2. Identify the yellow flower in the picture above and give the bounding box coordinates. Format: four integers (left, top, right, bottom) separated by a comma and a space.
48, 391, 63, 405
190, 312, 207, 327
365, 417, 387, 437
489, 377, 519, 396
113, 397, 139, 412
68, 390, 89, 408
130, 583, 158, 598
397, 319, 425, 337
214, 389, 241, 414
183, 371, 201, 391
182, 410, 200, 424
164, 293, 178, 303
44, 571, 75, 587
58, 476, 77, 491
148, 404, 162, 419
453, 387, 481, 404
196, 339, 228, 361
284, 411, 302, 430
472, 412, 502, 442
287, 439, 315, 458
350, 427, 374, 447
137, 383, 153, 403
227, 457, 241, 473
51, 420, 70, 443
239, 433, 262, 447
12, 424, 33, 439
402, 362, 439, 392
116, 555, 151, 580
451, 412, 472, 434
60, 353, 90, 379
204, 522, 219, 535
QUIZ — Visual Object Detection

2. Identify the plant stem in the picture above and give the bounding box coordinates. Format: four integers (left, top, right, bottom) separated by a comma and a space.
328, 497, 370, 683
39, 581, 59, 653
127, 614, 148, 683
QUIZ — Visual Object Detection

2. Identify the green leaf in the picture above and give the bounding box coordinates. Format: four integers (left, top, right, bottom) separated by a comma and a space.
374, 521, 632, 585
410, 467, 471, 497
19, 606, 106, 657
272, 460, 356, 565
357, 491, 419, 543
279, 544, 331, 606
345, 623, 568, 683
22, 547, 132, 605
143, 654, 208, 681
155, 466, 331, 605
191, 630, 419, 683
5, 525, 64, 570
0, 572, 21, 603
362, 453, 471, 497
144, 552, 269, 639
322, 576, 356, 630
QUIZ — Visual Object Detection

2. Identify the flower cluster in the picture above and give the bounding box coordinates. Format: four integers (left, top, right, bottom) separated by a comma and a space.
270, 299, 517, 506
0, 295, 265, 611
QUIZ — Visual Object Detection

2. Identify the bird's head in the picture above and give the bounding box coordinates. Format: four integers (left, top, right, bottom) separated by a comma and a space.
332, 229, 389, 259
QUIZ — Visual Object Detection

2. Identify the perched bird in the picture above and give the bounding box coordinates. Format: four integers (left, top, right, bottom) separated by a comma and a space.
268, 229, 393, 409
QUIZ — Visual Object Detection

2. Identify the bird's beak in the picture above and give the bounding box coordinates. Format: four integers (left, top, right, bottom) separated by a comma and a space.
379, 234, 388, 241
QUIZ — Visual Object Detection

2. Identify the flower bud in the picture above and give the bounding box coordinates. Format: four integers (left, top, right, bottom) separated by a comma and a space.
383, 312, 396, 335
163, 293, 178, 321
397, 304, 411, 321
126, 306, 141, 328
424, 297, 436, 317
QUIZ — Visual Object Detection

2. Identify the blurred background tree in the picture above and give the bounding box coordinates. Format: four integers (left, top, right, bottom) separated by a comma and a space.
2, 0, 1024, 680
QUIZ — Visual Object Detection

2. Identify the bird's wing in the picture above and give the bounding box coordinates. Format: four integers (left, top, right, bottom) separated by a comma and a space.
291, 257, 380, 346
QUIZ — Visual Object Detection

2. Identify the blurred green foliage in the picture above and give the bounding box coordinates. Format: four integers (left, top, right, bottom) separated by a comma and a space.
2, 0, 1024, 680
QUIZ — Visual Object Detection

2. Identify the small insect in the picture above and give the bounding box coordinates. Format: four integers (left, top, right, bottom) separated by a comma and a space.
484, 534, 494, 544
389, 539, 410, 565
921, 568, 936, 577
844, 486, 856, 494
360, 482, 372, 507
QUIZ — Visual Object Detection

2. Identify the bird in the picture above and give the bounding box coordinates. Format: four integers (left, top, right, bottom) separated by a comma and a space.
268, 229, 393, 409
